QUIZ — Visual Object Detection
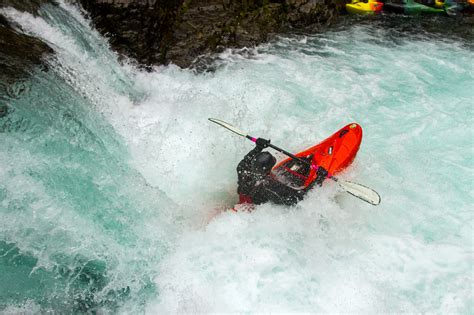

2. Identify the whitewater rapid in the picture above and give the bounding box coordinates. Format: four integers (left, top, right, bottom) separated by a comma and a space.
0, 2, 472, 313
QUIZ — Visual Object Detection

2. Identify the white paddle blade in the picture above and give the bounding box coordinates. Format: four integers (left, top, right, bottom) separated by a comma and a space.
208, 118, 247, 137
338, 180, 381, 206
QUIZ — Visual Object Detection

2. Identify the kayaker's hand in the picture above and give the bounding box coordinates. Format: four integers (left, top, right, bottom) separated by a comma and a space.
256, 138, 270, 148
315, 166, 329, 187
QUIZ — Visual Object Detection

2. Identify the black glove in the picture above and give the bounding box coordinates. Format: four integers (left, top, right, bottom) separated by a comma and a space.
256, 138, 270, 148
315, 166, 328, 186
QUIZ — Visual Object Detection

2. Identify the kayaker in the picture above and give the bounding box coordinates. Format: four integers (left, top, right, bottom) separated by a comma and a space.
237, 138, 328, 206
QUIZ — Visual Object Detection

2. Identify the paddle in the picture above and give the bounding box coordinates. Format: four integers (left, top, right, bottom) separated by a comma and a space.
208, 118, 381, 206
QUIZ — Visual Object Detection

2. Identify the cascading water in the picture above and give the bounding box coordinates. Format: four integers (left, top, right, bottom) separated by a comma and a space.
1, 1, 472, 313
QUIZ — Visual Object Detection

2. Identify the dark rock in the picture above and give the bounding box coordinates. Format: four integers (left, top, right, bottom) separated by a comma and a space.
0, 0, 54, 101
78, 0, 346, 69
0, 0, 51, 15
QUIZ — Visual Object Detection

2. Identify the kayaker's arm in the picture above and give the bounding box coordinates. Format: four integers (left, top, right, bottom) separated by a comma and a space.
254, 166, 328, 206
237, 138, 270, 173
252, 180, 305, 206
305, 166, 329, 191
237, 138, 271, 197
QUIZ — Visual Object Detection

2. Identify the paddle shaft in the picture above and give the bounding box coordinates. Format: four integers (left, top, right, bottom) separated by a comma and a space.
246, 135, 312, 167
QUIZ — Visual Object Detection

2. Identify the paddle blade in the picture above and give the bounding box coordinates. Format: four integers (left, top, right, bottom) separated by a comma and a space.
208, 118, 247, 137
337, 180, 381, 206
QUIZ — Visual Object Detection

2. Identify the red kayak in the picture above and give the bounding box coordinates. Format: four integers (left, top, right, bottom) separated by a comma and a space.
271, 123, 362, 189
208, 118, 378, 209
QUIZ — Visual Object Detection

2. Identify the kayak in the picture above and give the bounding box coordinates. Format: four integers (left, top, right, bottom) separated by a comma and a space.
383, 0, 446, 14
346, 0, 384, 15
271, 123, 362, 190
208, 118, 380, 210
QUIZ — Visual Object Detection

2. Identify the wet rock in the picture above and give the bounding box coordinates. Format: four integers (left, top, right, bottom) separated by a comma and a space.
78, 0, 346, 69
0, 0, 51, 14
0, 0, 54, 101
79, 0, 185, 66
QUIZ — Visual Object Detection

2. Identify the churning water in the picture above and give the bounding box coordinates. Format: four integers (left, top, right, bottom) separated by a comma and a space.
0, 2, 472, 313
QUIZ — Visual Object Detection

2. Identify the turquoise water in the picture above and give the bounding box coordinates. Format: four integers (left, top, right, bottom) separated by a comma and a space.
1, 2, 473, 313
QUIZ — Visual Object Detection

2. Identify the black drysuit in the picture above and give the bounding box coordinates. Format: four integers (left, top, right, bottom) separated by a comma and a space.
237, 144, 307, 206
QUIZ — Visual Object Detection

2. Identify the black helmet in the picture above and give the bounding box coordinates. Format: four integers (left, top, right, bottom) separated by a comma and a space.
253, 152, 276, 174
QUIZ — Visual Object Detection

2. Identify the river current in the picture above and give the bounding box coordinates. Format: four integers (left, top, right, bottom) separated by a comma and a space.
0, 2, 472, 313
